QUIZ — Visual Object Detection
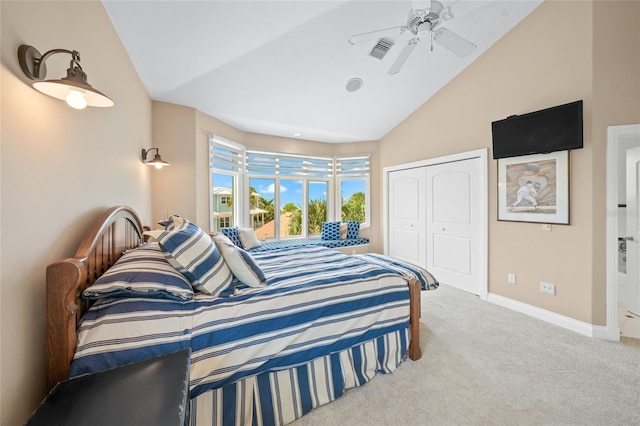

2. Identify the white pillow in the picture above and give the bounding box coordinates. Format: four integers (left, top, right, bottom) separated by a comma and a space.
339, 223, 348, 240
214, 233, 234, 246
213, 235, 267, 288
238, 227, 261, 250
143, 229, 164, 241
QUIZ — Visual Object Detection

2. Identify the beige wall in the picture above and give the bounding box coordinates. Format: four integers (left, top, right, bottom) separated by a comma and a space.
380, 1, 640, 325
0, 1, 153, 424
150, 102, 244, 227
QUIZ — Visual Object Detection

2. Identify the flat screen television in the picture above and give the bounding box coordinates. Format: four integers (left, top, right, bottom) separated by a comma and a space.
491, 100, 583, 159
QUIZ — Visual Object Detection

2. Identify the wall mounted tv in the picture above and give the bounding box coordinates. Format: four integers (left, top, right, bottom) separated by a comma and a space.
491, 100, 583, 159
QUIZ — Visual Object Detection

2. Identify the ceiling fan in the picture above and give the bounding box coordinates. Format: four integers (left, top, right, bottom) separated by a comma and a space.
348, 0, 477, 75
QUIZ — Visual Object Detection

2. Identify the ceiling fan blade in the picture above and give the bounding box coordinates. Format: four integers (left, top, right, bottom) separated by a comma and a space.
432, 28, 476, 57
388, 40, 418, 75
411, 0, 431, 13
441, 0, 487, 20
348, 26, 406, 45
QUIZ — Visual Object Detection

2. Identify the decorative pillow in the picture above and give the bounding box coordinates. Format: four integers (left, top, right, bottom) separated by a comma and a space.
238, 227, 261, 250
156, 219, 233, 296
346, 221, 361, 239
221, 227, 242, 247
214, 233, 234, 246
158, 215, 182, 230
82, 243, 194, 301
213, 235, 267, 288
143, 229, 164, 241
321, 221, 341, 240
339, 223, 348, 240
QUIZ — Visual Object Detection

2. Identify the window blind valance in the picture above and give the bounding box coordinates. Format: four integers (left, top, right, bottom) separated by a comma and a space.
335, 155, 370, 177
245, 150, 333, 177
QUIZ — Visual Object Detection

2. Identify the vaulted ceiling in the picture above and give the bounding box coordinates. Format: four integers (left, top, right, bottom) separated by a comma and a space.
103, 0, 542, 143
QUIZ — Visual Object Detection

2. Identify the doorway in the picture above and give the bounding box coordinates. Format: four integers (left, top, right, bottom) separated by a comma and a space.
383, 149, 488, 299
606, 124, 640, 341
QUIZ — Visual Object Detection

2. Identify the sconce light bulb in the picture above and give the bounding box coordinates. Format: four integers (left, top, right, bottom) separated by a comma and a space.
154, 163, 163, 170
66, 89, 87, 110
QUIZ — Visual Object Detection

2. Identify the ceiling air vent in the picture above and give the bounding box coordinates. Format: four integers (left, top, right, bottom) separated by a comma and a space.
369, 38, 394, 60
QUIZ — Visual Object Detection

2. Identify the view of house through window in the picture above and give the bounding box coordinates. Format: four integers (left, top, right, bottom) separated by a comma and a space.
210, 137, 243, 232
210, 135, 369, 239
249, 178, 274, 237
212, 173, 235, 232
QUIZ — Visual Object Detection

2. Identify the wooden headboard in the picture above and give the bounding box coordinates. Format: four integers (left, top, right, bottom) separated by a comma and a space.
46, 206, 145, 390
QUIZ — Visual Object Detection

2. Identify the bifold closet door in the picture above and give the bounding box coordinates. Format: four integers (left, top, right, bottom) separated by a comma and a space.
388, 167, 426, 268
426, 157, 482, 295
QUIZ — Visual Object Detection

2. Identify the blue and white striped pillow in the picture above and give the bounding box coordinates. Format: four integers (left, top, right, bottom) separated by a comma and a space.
157, 218, 233, 296
213, 235, 267, 288
82, 243, 194, 301
321, 221, 341, 240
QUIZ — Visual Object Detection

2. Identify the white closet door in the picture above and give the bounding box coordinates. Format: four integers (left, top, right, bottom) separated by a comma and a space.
426, 158, 483, 295
388, 168, 426, 268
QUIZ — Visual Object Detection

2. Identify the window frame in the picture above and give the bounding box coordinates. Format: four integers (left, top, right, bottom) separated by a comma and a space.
209, 135, 245, 232
337, 176, 370, 226
335, 154, 370, 227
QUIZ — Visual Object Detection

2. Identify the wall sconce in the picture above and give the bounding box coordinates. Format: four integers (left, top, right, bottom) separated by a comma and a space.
17, 44, 114, 109
141, 148, 170, 169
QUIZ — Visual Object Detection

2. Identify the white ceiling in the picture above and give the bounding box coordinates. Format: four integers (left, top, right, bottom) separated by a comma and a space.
103, 0, 542, 143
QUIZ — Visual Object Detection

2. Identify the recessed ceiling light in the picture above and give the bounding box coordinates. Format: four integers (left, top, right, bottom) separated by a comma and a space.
293, 133, 301, 137
346, 77, 363, 93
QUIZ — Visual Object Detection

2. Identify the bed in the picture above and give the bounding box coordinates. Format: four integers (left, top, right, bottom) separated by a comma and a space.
46, 206, 438, 425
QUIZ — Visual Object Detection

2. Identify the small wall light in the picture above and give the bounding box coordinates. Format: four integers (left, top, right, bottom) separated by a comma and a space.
17, 44, 114, 109
141, 148, 170, 169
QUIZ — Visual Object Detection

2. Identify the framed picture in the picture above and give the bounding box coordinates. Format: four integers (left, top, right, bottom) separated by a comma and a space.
497, 151, 569, 224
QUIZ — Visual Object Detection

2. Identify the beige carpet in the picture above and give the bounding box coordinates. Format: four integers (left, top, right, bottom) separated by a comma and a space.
291, 284, 640, 425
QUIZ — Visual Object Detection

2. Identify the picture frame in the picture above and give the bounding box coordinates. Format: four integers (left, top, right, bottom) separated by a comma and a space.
497, 151, 569, 224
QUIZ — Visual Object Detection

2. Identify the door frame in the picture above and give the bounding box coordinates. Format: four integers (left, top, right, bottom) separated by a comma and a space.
383, 148, 488, 300
605, 124, 640, 341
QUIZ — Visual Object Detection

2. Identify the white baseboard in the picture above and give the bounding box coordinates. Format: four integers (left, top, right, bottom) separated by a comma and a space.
487, 293, 620, 341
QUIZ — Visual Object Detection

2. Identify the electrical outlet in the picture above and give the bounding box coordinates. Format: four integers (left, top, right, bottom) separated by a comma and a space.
507, 273, 516, 284
540, 281, 556, 295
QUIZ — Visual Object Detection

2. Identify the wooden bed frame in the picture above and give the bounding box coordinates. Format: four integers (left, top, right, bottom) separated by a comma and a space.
45, 206, 422, 391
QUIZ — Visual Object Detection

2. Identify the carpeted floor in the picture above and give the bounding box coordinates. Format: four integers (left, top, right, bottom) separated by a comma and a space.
291, 284, 640, 425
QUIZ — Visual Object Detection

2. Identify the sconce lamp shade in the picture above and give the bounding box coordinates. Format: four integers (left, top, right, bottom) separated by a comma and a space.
142, 148, 170, 169
18, 45, 113, 109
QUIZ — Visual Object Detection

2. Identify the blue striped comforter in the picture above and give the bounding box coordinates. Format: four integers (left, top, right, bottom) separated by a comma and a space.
69, 246, 435, 398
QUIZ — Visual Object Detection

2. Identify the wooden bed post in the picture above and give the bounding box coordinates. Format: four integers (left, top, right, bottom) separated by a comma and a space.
407, 278, 422, 361
46, 259, 87, 390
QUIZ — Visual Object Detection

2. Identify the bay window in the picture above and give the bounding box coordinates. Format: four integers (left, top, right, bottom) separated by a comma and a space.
210, 134, 368, 239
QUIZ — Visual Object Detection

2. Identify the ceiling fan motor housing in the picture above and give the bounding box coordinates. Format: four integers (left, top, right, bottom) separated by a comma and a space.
408, 0, 444, 34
